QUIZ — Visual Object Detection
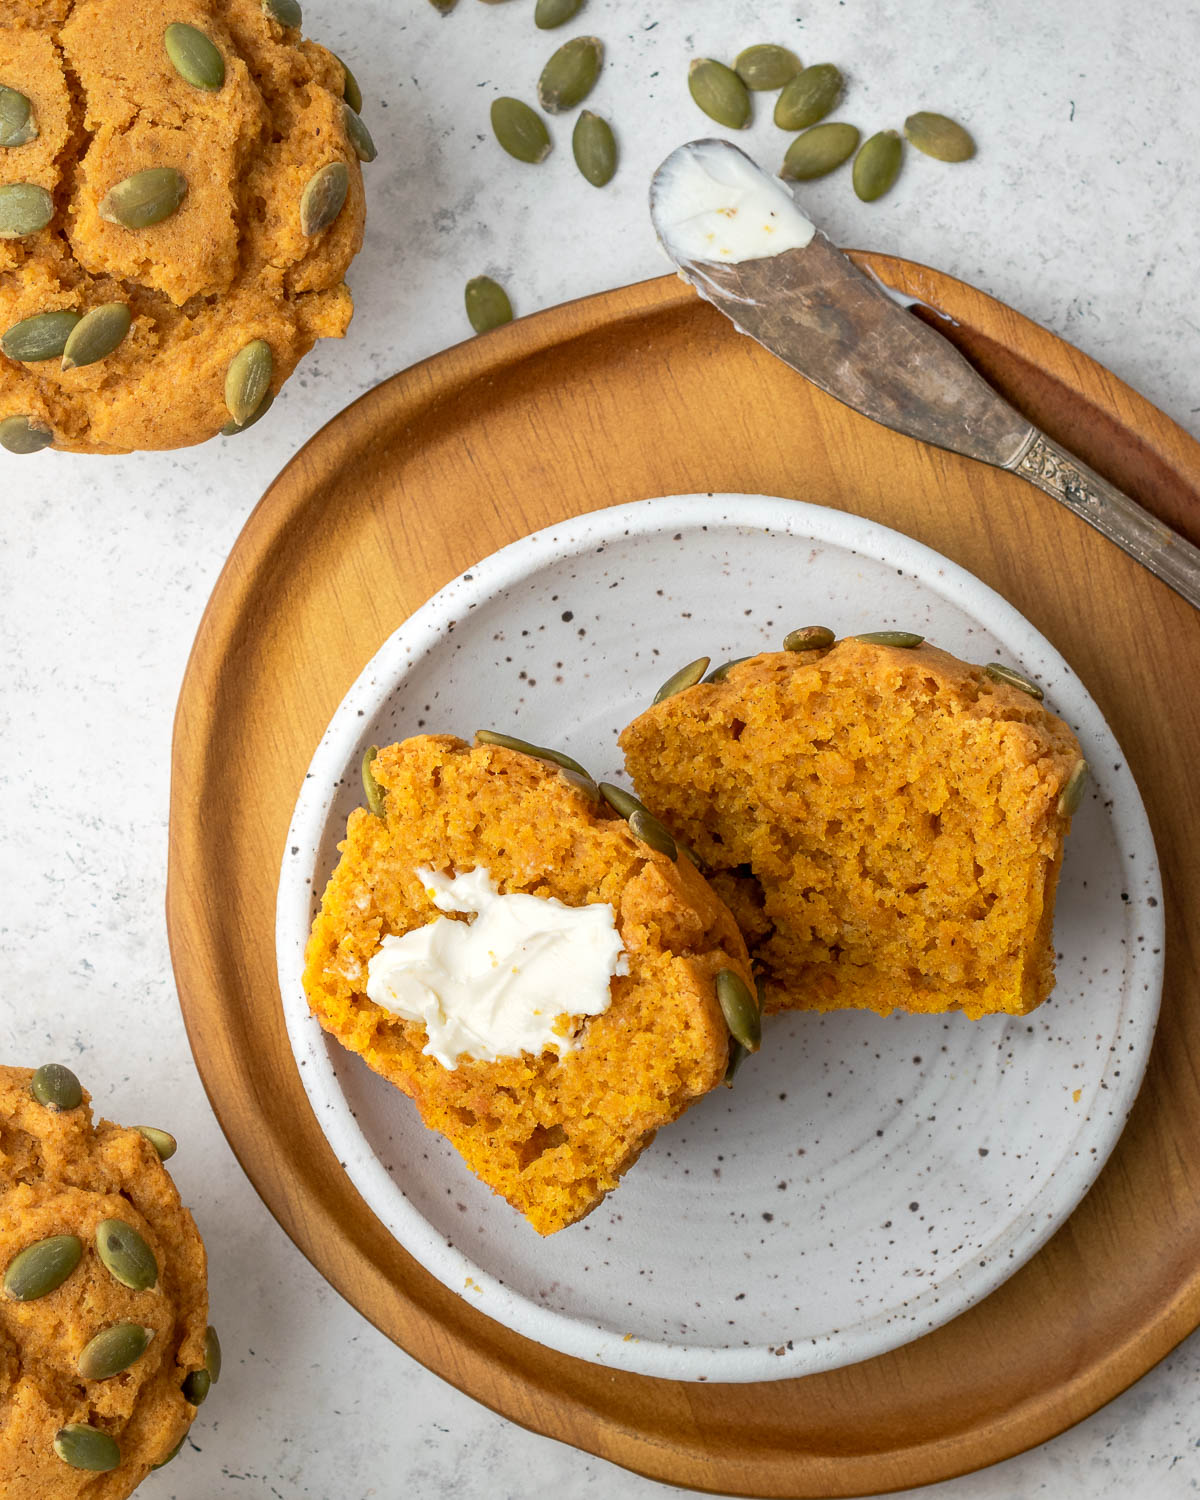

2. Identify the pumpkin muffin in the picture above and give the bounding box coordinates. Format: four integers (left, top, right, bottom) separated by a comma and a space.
0, 0, 373, 455
302, 734, 756, 1235
619, 635, 1086, 1021
0, 1062, 217, 1495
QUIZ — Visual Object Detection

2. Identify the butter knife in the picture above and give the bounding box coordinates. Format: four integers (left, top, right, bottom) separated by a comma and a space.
650, 139, 1200, 612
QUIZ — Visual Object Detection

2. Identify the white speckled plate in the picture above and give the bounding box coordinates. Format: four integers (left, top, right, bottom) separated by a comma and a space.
276, 494, 1162, 1384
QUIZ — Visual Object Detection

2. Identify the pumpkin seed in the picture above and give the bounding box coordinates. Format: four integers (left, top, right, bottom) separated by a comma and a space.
854, 629, 923, 647
61, 302, 132, 370
688, 58, 751, 130
535, 0, 583, 27
597, 782, 642, 820
135, 1125, 177, 1160
361, 745, 386, 818
783, 624, 835, 653
723, 1038, 748, 1087
299, 161, 349, 235
164, 23, 225, 91
538, 35, 603, 114
705, 656, 751, 683
224, 339, 272, 426
984, 662, 1044, 700
4, 1234, 83, 1301
490, 97, 551, 163
716, 968, 761, 1052
95, 1219, 158, 1291
628, 807, 678, 861
677, 838, 705, 871
54, 1424, 120, 1473
204, 1325, 223, 1382
853, 129, 903, 202
464, 275, 513, 334
262, 0, 301, 25
774, 63, 843, 131
344, 103, 376, 163
653, 656, 710, 704
572, 109, 616, 187
904, 111, 974, 163
2, 309, 80, 362
734, 44, 801, 92
0, 85, 37, 147
0, 181, 53, 237
219, 392, 273, 437
0, 414, 52, 453
78, 1321, 155, 1380
182, 1367, 211, 1405
780, 122, 859, 181
152, 1435, 187, 1469
559, 768, 601, 803
474, 730, 591, 780
1058, 759, 1089, 818
31, 1062, 83, 1110
99, 167, 187, 229
336, 54, 363, 114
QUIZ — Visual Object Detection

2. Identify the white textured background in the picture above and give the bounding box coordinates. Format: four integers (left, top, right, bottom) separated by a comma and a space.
2, 0, 1199, 1496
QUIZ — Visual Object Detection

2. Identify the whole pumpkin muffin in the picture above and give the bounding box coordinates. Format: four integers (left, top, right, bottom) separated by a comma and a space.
620, 634, 1087, 1021
302, 734, 757, 1235
0, 0, 372, 455
0, 1062, 217, 1494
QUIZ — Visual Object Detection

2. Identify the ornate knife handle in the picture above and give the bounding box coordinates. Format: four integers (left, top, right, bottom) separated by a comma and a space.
1011, 432, 1200, 611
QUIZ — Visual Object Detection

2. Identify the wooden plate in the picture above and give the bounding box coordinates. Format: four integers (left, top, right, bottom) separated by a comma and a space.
168, 257, 1200, 1498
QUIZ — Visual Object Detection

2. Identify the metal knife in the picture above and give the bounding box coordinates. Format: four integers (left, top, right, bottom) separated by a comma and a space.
650, 139, 1200, 612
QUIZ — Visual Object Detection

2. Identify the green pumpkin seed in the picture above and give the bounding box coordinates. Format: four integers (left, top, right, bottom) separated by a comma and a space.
361, 745, 386, 818
79, 1321, 155, 1380
336, 54, 363, 114
152, 1434, 188, 1469
904, 111, 974, 163
597, 781, 642, 820
262, 0, 301, 25
474, 730, 590, 780
61, 302, 132, 371
2, 309, 80, 362
984, 662, 1044, 700
628, 807, 677, 862
4, 1234, 83, 1301
723, 1038, 748, 1087
164, 23, 225, 91
464, 275, 513, 334
677, 838, 705, 871
535, 0, 583, 27
204, 1325, 222, 1382
0, 181, 53, 237
299, 161, 349, 235
854, 629, 924, 647
224, 339, 272, 426
783, 624, 836, 653
95, 1219, 158, 1291
705, 656, 751, 683
31, 1062, 83, 1110
853, 129, 903, 202
734, 44, 801, 92
490, 97, 551, 163
688, 58, 751, 130
653, 656, 710, 704
716, 968, 761, 1052
780, 122, 859, 181
774, 63, 843, 131
219, 391, 273, 437
135, 1125, 177, 1160
1058, 759, 1089, 818
0, 85, 38, 147
538, 35, 603, 114
54, 1424, 120, 1473
559, 768, 601, 803
182, 1367, 211, 1406
344, 103, 376, 163
0, 414, 53, 453
572, 110, 616, 187
99, 167, 187, 229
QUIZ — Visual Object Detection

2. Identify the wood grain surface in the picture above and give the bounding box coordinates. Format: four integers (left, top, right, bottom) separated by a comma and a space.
167, 257, 1200, 1498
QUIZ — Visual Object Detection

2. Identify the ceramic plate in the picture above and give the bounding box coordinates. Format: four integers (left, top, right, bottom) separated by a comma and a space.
276, 494, 1162, 1384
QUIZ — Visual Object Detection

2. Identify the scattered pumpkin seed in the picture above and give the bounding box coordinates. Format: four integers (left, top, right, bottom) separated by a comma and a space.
0, 85, 37, 147
598, 781, 640, 819
984, 662, 1044, 700
299, 161, 349, 235
904, 111, 974, 163
853, 128, 903, 202
4, 1234, 83, 1301
535, 0, 583, 27
79, 1322, 155, 1381
344, 103, 377, 164
262, 0, 301, 25
464, 275, 513, 334
490, 97, 551, 163
538, 35, 603, 114
152, 1435, 188, 1469
734, 44, 801, 92
95, 1219, 158, 1292
783, 625, 836, 653
54, 1424, 120, 1473
1058, 759, 1089, 818
31, 1063, 83, 1110
135, 1125, 177, 1160
780, 122, 859, 181
723, 1039, 748, 1087
628, 807, 678, 861
224, 339, 272, 426
99, 167, 187, 229
473, 730, 591, 780
687, 58, 751, 130
0, 414, 52, 453
335, 53, 363, 114
219, 391, 273, 437
716, 968, 761, 1052
559, 767, 601, 803
164, 23, 226, 91
204, 1325, 222, 1381
0, 181, 53, 237
182, 1368, 212, 1406
572, 109, 616, 187
854, 629, 923, 647
774, 63, 843, 131
705, 656, 751, 683
677, 838, 705, 871
61, 302, 132, 371
1, 309, 80, 362
361, 745, 386, 818
653, 656, 710, 704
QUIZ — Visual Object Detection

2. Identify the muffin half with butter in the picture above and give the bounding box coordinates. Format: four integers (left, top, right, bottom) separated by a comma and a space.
302, 734, 757, 1235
